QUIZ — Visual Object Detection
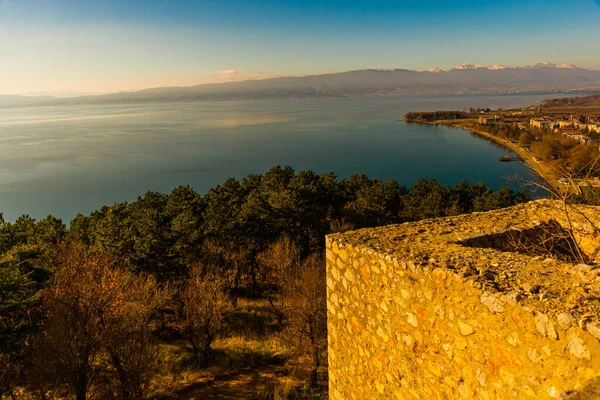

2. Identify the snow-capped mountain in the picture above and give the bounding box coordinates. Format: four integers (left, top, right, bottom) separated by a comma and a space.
451, 63, 512, 71
413, 67, 444, 73
530, 62, 578, 69
427, 67, 444, 73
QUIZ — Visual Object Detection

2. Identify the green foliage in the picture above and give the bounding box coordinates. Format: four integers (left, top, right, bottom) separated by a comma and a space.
0, 248, 42, 350
0, 214, 66, 393
1, 168, 530, 283
403, 111, 469, 122
473, 186, 527, 211
403, 179, 529, 218
0, 214, 66, 342
481, 122, 522, 141
88, 203, 134, 266
518, 131, 534, 146
342, 175, 404, 227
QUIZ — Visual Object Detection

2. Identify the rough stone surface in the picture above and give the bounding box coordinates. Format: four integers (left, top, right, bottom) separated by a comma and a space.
481, 291, 506, 313
568, 335, 591, 360
458, 320, 475, 336
327, 200, 600, 400
500, 291, 522, 306
587, 323, 600, 341
535, 313, 558, 340
557, 312, 575, 331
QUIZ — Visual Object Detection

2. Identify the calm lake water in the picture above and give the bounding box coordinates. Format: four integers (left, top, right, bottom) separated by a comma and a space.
0, 93, 574, 221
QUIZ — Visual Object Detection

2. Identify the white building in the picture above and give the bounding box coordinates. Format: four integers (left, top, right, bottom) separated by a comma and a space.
570, 135, 596, 145
530, 118, 554, 130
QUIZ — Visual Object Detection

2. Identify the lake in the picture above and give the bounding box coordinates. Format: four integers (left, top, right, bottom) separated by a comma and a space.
0, 93, 569, 221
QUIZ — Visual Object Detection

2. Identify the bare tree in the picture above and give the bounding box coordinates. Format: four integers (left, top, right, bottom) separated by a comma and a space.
329, 217, 355, 234
257, 237, 327, 387
37, 246, 167, 400
510, 153, 600, 263
177, 264, 232, 367
200, 239, 251, 308
283, 254, 327, 389
37, 246, 107, 400
96, 269, 168, 400
257, 235, 300, 323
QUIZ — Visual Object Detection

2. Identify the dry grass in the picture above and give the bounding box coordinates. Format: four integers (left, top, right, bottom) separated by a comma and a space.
147, 297, 311, 399
147, 344, 213, 399
7, 297, 324, 399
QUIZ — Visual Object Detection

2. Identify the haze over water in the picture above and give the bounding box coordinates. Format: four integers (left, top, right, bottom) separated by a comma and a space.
0, 93, 566, 221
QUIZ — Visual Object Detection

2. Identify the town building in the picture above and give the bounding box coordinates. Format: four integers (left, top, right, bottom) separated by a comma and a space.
571, 135, 595, 145
556, 120, 573, 128
530, 117, 554, 130
479, 115, 498, 125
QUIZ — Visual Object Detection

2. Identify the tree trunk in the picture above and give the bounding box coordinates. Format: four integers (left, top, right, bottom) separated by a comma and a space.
251, 267, 258, 295
310, 346, 320, 388
188, 335, 199, 361
75, 386, 87, 400
75, 367, 88, 400
265, 293, 285, 324
200, 333, 214, 368
232, 269, 240, 308
310, 331, 320, 389
110, 353, 140, 400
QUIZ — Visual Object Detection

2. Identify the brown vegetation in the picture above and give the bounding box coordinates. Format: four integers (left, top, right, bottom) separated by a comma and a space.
257, 236, 301, 324
542, 94, 600, 109
282, 255, 327, 389
33, 246, 168, 400
177, 265, 232, 367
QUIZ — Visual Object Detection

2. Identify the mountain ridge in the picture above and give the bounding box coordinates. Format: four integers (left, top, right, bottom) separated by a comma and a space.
2, 63, 600, 108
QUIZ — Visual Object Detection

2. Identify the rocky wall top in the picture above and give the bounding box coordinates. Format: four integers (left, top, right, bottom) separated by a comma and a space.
329, 199, 600, 330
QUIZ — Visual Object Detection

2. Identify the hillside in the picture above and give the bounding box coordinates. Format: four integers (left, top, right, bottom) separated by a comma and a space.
542, 94, 600, 112
3, 63, 600, 108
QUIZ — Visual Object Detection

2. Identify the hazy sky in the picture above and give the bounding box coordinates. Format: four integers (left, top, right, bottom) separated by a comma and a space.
1, 0, 600, 95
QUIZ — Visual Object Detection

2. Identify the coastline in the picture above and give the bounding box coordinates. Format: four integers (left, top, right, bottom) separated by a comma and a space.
408, 119, 558, 189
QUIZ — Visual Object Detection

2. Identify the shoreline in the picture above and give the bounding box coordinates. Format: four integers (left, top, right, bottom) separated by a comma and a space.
408, 119, 558, 189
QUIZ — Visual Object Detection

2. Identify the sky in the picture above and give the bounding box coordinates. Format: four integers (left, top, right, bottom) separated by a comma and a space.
1, 0, 600, 96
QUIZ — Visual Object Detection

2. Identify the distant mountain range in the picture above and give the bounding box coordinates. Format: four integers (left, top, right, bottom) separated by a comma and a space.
437, 62, 579, 72
3, 63, 600, 108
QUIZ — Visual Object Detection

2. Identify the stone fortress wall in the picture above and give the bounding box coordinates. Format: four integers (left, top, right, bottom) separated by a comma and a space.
326, 200, 600, 399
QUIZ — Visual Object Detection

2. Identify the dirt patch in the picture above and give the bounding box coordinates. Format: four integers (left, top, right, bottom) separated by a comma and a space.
176, 359, 286, 399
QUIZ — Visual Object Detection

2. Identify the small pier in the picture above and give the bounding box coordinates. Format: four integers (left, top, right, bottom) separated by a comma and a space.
498, 154, 522, 162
